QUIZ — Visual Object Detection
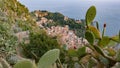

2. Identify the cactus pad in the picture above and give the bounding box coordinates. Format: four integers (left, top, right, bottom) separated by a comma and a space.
86, 6, 96, 25
85, 31, 95, 45
88, 26, 101, 39
38, 49, 60, 68
13, 60, 37, 68
98, 36, 110, 48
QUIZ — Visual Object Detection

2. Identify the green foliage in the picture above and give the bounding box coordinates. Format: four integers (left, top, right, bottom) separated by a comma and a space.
16, 20, 32, 31
38, 49, 60, 68
67, 47, 86, 57
110, 35, 120, 43
110, 30, 120, 43
0, 22, 18, 54
0, 0, 35, 55
85, 6, 96, 26
85, 31, 95, 45
13, 60, 37, 68
45, 12, 64, 21
106, 48, 116, 56
95, 21, 99, 30
98, 36, 110, 48
77, 47, 86, 57
87, 26, 101, 39
0, 0, 29, 19
21, 30, 60, 61
68, 49, 78, 57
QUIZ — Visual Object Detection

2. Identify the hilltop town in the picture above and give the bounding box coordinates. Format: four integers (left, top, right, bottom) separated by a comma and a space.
33, 10, 87, 49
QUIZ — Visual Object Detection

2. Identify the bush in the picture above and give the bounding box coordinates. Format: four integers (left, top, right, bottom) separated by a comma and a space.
21, 29, 60, 62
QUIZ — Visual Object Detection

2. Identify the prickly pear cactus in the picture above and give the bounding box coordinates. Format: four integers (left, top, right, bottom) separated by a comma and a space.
93, 45, 105, 56
13, 60, 37, 68
98, 36, 110, 48
85, 31, 95, 45
87, 26, 101, 39
85, 6, 96, 26
110, 35, 119, 42
96, 21, 99, 30
38, 49, 60, 68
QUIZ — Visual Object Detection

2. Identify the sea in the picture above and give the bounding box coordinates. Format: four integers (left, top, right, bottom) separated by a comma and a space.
18, 0, 120, 36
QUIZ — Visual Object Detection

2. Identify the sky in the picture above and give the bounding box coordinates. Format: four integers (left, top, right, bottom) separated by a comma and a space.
18, 0, 120, 13
19, 0, 120, 3
88, 0, 120, 1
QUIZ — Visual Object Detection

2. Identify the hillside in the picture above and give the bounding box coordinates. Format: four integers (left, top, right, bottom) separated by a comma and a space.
0, 0, 60, 60
0, 0, 35, 54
